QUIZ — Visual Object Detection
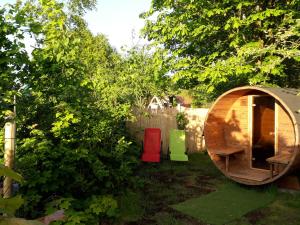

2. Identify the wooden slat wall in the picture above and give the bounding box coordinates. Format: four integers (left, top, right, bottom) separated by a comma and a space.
126, 108, 209, 153
205, 94, 250, 167
205, 95, 249, 147
205, 96, 232, 150
277, 103, 296, 155
226, 96, 250, 166
224, 96, 249, 148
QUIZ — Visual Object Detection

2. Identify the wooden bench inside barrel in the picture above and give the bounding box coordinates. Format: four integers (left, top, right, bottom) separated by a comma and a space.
267, 154, 291, 178
212, 147, 244, 172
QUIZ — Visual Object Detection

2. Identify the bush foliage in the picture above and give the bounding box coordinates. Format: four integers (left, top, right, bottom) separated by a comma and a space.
0, 0, 168, 223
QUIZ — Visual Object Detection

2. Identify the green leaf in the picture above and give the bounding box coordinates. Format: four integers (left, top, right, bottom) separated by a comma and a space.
0, 165, 23, 183
294, 56, 300, 62
0, 195, 24, 216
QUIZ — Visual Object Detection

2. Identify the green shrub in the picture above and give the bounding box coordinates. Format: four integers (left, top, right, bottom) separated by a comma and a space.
16, 127, 139, 219
45, 195, 118, 225
176, 112, 188, 130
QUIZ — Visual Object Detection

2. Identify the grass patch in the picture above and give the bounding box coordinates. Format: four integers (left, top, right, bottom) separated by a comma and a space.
171, 182, 276, 225
118, 191, 144, 222
153, 212, 182, 225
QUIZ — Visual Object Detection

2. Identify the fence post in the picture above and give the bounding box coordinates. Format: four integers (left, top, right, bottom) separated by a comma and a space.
3, 121, 16, 198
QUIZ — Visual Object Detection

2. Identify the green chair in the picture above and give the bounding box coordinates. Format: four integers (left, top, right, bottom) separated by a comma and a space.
169, 129, 188, 161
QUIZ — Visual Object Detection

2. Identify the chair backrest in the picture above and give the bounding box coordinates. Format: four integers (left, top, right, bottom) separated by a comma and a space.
144, 128, 161, 154
170, 129, 185, 154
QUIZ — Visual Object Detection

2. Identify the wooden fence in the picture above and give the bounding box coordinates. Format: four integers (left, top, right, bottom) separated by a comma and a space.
126, 107, 209, 154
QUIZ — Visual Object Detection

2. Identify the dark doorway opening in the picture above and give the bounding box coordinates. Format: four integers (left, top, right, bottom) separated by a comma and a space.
252, 96, 275, 169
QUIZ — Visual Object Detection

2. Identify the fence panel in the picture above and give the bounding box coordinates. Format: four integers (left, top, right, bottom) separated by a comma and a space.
127, 107, 209, 153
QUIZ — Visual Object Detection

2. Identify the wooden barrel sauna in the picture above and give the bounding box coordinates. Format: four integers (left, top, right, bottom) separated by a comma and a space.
204, 86, 300, 185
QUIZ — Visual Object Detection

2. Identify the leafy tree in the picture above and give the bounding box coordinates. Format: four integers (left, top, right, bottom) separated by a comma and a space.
0, 2, 28, 120
117, 46, 171, 108
142, 0, 300, 105
0, 0, 139, 222
0, 0, 168, 223
66, 0, 97, 15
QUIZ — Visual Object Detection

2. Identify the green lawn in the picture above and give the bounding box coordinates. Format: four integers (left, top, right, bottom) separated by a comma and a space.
118, 153, 300, 225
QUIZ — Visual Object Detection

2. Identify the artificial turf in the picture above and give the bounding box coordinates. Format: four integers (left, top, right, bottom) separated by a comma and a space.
171, 182, 276, 225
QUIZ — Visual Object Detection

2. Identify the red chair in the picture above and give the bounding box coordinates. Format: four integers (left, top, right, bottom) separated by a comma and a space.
141, 128, 162, 162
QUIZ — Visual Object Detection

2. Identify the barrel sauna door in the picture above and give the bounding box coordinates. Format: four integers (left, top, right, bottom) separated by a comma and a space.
252, 96, 275, 169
